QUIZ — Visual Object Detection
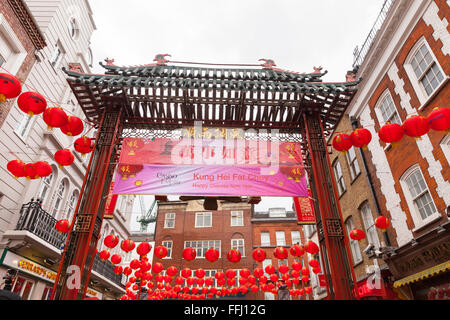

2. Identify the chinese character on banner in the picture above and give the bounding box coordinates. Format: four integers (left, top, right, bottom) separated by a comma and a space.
293, 189, 316, 224
318, 274, 327, 287
104, 182, 118, 219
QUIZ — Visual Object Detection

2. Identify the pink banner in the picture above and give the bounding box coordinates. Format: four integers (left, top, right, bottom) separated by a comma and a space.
112, 164, 308, 197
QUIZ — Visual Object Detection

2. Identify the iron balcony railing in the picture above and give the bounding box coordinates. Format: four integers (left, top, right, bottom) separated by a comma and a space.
352, 0, 395, 68
92, 253, 125, 287
16, 199, 67, 249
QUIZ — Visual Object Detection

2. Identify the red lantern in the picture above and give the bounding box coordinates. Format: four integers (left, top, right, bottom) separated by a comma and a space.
427, 107, 450, 131
350, 128, 372, 149
239, 269, 251, 278
186, 277, 195, 286
74, 136, 94, 156
128, 276, 136, 283
54, 149, 74, 168
292, 261, 302, 271
273, 246, 289, 259
215, 271, 225, 280
226, 249, 241, 263
137, 241, 152, 256
205, 247, 220, 263
269, 274, 279, 283
247, 275, 257, 284
43, 107, 68, 130
17, 92, 47, 116
289, 244, 304, 257
7, 160, 26, 179
61, 116, 84, 137
182, 247, 196, 261
110, 254, 121, 265
304, 240, 319, 254
164, 275, 172, 283
226, 278, 236, 287
375, 216, 390, 232
0, 73, 21, 102
123, 266, 132, 276
195, 268, 206, 279
253, 268, 264, 278
225, 269, 236, 279
34, 161, 52, 178
349, 228, 366, 241
175, 276, 185, 285
130, 259, 140, 270
402, 115, 430, 138
305, 286, 313, 294
121, 239, 136, 253
301, 268, 310, 276
114, 266, 123, 275
378, 122, 404, 146
291, 270, 300, 278
278, 264, 289, 274
152, 262, 164, 274
205, 277, 214, 286
239, 286, 248, 294
154, 245, 168, 259
332, 133, 352, 152
259, 276, 268, 284
252, 248, 266, 262
99, 250, 110, 261
301, 275, 310, 283
264, 264, 276, 275
104, 234, 119, 249
55, 219, 70, 233
251, 285, 259, 293
166, 266, 177, 277
197, 278, 205, 286
24, 163, 39, 180
313, 267, 321, 274
308, 259, 320, 268
181, 268, 192, 278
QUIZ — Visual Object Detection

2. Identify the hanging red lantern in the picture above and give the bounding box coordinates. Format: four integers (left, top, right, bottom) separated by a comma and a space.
250, 285, 259, 293
114, 265, 123, 275
24, 163, 39, 180
291, 270, 300, 278
259, 276, 268, 284
217, 278, 226, 286
61, 116, 84, 137
154, 245, 168, 259
301, 275, 310, 283
17, 92, 47, 116
7, 160, 26, 179
176, 276, 185, 285
164, 275, 172, 283
182, 247, 196, 261
99, 250, 110, 261
136, 241, 152, 256
121, 239, 136, 253
427, 107, 450, 131
110, 254, 122, 265
215, 271, 225, 281
253, 268, 264, 278
54, 149, 74, 168
0, 73, 22, 101
378, 122, 404, 146
402, 115, 430, 139
186, 277, 195, 286
278, 264, 289, 274
155, 274, 164, 283
43, 107, 68, 130
166, 266, 177, 277
273, 246, 289, 260
292, 261, 302, 271
34, 161, 52, 178
350, 128, 372, 149
226, 278, 236, 287
128, 276, 136, 283
123, 266, 132, 276
239, 269, 251, 278
308, 259, 320, 268
252, 248, 266, 262
104, 234, 119, 249
375, 216, 390, 232
181, 268, 192, 278
205, 277, 214, 286
239, 285, 248, 294
225, 269, 236, 279
197, 278, 205, 286
130, 259, 140, 270
269, 274, 279, 283
74, 136, 94, 156
205, 247, 220, 263
55, 219, 70, 233
332, 133, 352, 152
195, 268, 206, 279
289, 244, 304, 257
264, 264, 276, 275
313, 267, 321, 274
152, 262, 164, 274
349, 228, 366, 241
226, 249, 241, 263
305, 286, 313, 294
247, 275, 257, 285
301, 268, 310, 277
304, 240, 319, 254
282, 274, 290, 282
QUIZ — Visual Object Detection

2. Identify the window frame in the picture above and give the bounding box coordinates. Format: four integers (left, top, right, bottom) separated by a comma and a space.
49, 42, 64, 69
162, 240, 173, 259
332, 159, 346, 196
231, 238, 245, 257
230, 210, 244, 226
275, 231, 286, 246
345, 216, 363, 265
195, 212, 212, 228
51, 178, 68, 219
359, 202, 381, 249
346, 147, 361, 182
375, 90, 402, 126
164, 212, 176, 229
184, 240, 221, 259
260, 232, 271, 247
291, 230, 301, 245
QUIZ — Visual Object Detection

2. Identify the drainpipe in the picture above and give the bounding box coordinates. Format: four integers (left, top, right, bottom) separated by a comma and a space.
350, 116, 391, 247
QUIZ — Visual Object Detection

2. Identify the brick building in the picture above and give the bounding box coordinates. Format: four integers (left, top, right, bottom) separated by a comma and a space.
0, 0, 46, 128
154, 199, 256, 299
341, 0, 449, 300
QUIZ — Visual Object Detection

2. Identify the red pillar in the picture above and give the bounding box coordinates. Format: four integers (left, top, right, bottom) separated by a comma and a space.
51, 109, 123, 300
303, 112, 357, 300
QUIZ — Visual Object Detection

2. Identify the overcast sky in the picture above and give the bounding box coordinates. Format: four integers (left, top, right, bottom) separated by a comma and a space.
87, 0, 387, 231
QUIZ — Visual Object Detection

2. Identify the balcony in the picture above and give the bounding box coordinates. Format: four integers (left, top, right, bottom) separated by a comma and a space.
91, 253, 126, 288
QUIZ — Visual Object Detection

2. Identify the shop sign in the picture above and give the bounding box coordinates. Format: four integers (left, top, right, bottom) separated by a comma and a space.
86, 287, 103, 299
1, 250, 57, 283
318, 274, 327, 287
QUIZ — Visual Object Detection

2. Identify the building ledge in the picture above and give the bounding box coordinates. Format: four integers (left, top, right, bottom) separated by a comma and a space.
1, 230, 62, 259
90, 269, 126, 295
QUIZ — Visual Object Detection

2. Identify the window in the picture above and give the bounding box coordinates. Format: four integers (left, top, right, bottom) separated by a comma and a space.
12, 276, 34, 300
50, 42, 63, 68
346, 147, 361, 181
305, 224, 317, 238
231, 239, 245, 257
51, 179, 67, 218
164, 212, 175, 228
410, 43, 444, 96
377, 92, 401, 125
66, 190, 79, 220
333, 160, 346, 196
360, 202, 380, 249
402, 166, 437, 223
204, 270, 217, 287
275, 231, 286, 246
69, 17, 79, 40
0, 13, 27, 75
15, 113, 34, 138
0, 54, 5, 66
37, 172, 54, 204
162, 240, 173, 258
195, 212, 212, 228
441, 135, 450, 165
260, 232, 270, 246
291, 231, 301, 245
268, 208, 286, 217
345, 217, 362, 265
262, 259, 272, 277
184, 240, 221, 258
230, 211, 244, 226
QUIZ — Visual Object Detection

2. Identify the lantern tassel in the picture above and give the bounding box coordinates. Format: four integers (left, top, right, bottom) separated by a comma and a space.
0, 94, 5, 102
